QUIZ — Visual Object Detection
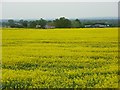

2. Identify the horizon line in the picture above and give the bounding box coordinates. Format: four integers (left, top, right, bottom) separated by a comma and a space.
0, 17, 118, 20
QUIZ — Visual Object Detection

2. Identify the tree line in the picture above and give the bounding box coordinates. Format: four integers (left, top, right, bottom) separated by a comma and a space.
2, 17, 84, 28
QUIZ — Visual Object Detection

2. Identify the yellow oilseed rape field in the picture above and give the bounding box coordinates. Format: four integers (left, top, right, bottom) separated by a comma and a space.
1, 28, 118, 88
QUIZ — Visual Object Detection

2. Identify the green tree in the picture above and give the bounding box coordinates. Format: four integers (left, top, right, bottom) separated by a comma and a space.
47, 20, 55, 26
71, 21, 80, 28
28, 21, 37, 28
71, 19, 81, 28
8, 19, 15, 28
19, 20, 28, 28
36, 18, 47, 28
53, 17, 71, 28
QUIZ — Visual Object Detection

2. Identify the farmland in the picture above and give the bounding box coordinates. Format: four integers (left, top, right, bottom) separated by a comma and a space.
2, 28, 118, 88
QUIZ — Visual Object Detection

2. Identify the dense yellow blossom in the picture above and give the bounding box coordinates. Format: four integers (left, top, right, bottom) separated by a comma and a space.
2, 28, 118, 88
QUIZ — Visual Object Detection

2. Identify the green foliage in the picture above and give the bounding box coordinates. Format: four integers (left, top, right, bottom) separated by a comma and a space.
54, 17, 71, 28
28, 21, 37, 28
71, 19, 81, 28
36, 18, 47, 28
8, 19, 15, 28
19, 20, 28, 28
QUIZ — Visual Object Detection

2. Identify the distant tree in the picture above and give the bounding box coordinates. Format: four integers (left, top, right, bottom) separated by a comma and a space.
75, 19, 81, 24
19, 20, 28, 28
71, 19, 82, 28
36, 18, 47, 28
28, 21, 37, 28
74, 19, 82, 28
2, 22, 9, 27
8, 19, 15, 28
71, 21, 80, 28
47, 20, 55, 26
53, 17, 71, 28
23, 20, 28, 28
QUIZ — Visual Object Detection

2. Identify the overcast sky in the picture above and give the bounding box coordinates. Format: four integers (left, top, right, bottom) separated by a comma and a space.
2, 2, 118, 19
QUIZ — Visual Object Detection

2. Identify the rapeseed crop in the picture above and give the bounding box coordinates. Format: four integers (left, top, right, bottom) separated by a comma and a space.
1, 28, 118, 88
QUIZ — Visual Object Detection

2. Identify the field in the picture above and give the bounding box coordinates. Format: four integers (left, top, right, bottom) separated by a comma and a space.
2, 28, 118, 88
